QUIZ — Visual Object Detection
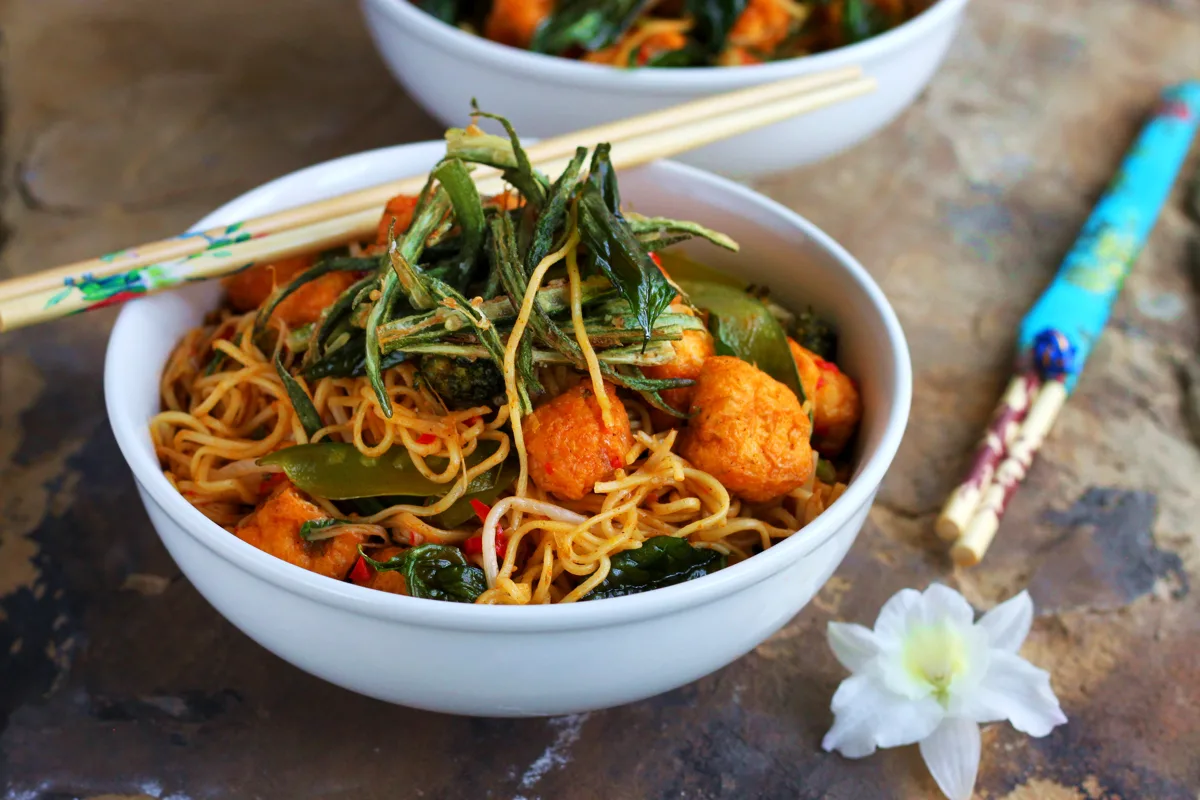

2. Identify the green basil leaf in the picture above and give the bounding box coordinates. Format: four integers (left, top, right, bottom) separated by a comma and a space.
680, 280, 806, 404
530, 0, 651, 55
417, 0, 457, 23
684, 0, 750, 54
792, 308, 838, 361
586, 536, 726, 600
842, 0, 891, 42
299, 518, 345, 541
363, 544, 485, 603
577, 182, 675, 346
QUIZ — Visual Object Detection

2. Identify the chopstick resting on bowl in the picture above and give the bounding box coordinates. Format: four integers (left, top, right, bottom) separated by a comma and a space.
0, 66, 874, 332
937, 81, 1200, 567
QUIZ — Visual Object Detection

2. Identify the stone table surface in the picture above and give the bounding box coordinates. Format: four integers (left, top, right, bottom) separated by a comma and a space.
2, 0, 1199, 797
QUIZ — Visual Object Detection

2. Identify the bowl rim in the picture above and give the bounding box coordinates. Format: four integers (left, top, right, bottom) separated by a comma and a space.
105, 141, 912, 634
361, 0, 971, 90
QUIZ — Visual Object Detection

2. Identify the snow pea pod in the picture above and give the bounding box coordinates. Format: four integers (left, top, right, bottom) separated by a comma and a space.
258, 439, 502, 500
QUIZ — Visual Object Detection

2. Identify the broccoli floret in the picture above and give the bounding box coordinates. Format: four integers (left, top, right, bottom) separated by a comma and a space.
793, 309, 837, 361
419, 355, 506, 409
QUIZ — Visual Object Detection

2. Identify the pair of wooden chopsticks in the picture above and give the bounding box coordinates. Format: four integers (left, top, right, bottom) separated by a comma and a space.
936, 371, 1068, 566
0, 66, 874, 332
937, 81, 1200, 567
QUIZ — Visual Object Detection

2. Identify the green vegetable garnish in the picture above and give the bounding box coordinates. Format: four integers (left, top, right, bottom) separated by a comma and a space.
299, 518, 348, 541
685, 0, 750, 55
625, 214, 739, 254
419, 354, 506, 410
530, 0, 651, 55
792, 308, 838, 361
362, 544, 486, 603
431, 157, 487, 290
842, 0, 892, 43
577, 181, 675, 347
417, 0, 458, 24
468, 104, 548, 207
369, 190, 453, 416
586, 536, 726, 600
274, 352, 323, 439
203, 330, 241, 376
300, 334, 406, 380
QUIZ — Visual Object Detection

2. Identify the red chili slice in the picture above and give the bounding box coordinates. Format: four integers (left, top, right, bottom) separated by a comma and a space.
813, 357, 840, 376
464, 531, 508, 558
349, 556, 374, 585
416, 432, 437, 444
469, 499, 492, 524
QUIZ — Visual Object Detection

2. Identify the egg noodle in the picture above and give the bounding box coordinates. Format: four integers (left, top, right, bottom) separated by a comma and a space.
152, 233, 848, 605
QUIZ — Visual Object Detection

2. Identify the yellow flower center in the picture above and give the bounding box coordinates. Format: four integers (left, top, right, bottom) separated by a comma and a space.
902, 623, 968, 703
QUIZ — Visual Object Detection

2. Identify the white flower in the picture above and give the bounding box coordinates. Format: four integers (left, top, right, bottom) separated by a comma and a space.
822, 584, 1066, 800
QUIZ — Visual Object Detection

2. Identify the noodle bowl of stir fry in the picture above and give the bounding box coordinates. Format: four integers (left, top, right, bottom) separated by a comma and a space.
105, 125, 911, 715
359, 0, 970, 175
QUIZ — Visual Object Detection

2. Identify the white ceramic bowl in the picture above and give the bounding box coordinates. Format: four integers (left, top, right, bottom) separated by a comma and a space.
104, 143, 911, 717
358, 0, 969, 177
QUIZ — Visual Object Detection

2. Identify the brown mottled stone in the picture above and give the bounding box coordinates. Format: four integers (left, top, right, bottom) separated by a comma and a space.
2, 0, 1200, 797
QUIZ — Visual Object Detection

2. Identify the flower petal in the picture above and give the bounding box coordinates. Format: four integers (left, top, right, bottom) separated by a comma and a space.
823, 674, 945, 758
944, 623, 993, 710
873, 588, 923, 645
875, 641, 935, 700
919, 716, 980, 800
914, 583, 976, 630
977, 590, 1033, 653
958, 651, 1067, 735
828, 622, 881, 673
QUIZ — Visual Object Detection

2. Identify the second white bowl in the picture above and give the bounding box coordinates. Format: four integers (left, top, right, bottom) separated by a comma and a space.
359, 0, 969, 177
